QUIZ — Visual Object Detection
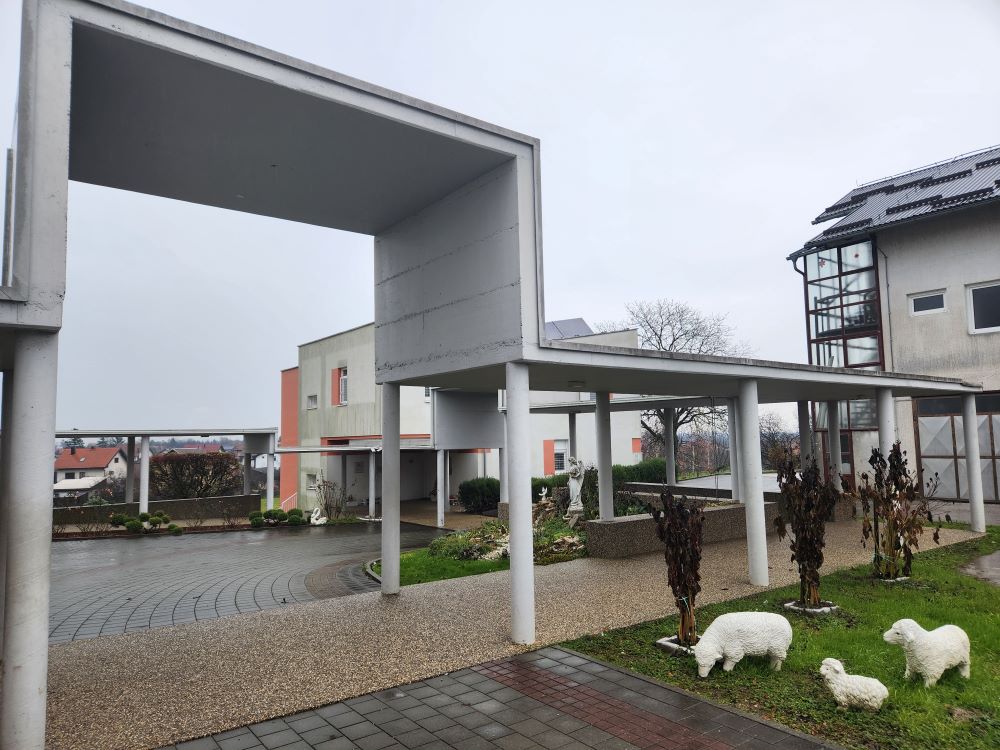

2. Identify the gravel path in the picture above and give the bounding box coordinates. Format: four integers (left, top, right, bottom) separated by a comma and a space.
46, 522, 979, 750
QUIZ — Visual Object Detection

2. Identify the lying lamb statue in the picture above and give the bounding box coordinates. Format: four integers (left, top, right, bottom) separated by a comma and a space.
693, 612, 792, 678
820, 658, 888, 711
883, 618, 970, 687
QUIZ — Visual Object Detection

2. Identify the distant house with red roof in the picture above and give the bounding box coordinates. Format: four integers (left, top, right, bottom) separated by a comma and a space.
53, 445, 127, 483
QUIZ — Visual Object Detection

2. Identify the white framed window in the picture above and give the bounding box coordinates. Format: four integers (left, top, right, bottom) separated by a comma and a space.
339, 368, 348, 404
553, 439, 568, 472
967, 280, 1000, 334
306, 473, 317, 490
306, 394, 318, 410
909, 289, 946, 316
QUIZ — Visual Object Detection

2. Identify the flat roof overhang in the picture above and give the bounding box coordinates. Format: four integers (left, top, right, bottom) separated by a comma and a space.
393, 341, 982, 403
55, 428, 276, 438
66, 12, 526, 234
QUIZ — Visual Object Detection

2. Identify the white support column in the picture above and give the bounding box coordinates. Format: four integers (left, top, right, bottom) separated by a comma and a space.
506, 362, 534, 644
826, 400, 842, 492
243, 451, 253, 495
499, 446, 508, 504
962, 394, 986, 533
1, 332, 59, 750
727, 399, 741, 503
265, 434, 275, 511
341, 453, 348, 497
139, 435, 151, 514
876, 388, 896, 459
595, 391, 613, 521
737, 379, 768, 586
663, 407, 676, 486
368, 451, 377, 518
124, 436, 135, 504
797, 400, 813, 468
444, 451, 450, 505
436, 449, 447, 528
381, 383, 401, 595
568, 412, 578, 460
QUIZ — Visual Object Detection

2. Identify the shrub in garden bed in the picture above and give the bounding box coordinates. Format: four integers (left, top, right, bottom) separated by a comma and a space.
458, 477, 501, 514
428, 518, 585, 564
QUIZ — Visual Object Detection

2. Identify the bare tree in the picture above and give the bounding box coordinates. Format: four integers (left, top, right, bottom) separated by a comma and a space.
758, 411, 798, 471
597, 299, 752, 461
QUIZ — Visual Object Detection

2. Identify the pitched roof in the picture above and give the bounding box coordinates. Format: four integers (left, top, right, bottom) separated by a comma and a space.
54, 446, 123, 470
791, 144, 1000, 258
545, 318, 594, 340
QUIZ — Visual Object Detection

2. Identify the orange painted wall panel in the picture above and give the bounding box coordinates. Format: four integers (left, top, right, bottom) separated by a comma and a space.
331, 367, 341, 405
543, 439, 555, 476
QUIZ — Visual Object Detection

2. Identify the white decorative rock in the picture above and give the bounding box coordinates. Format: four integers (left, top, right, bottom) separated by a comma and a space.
883, 619, 971, 687
820, 658, 888, 711
692, 612, 792, 678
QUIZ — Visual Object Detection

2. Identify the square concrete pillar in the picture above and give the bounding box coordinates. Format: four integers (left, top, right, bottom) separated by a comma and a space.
506, 362, 535, 644
381, 384, 401, 595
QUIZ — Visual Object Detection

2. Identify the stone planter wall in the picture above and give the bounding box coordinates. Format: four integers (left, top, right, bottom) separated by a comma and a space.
52, 494, 260, 524
585, 501, 779, 559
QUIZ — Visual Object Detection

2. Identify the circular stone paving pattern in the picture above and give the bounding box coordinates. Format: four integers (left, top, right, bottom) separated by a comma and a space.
48, 522, 445, 643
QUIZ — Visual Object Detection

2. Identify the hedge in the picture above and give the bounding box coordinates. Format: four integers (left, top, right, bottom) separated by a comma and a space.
457, 477, 501, 514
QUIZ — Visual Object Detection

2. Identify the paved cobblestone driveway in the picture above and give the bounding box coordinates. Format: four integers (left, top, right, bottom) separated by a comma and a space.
49, 523, 444, 643
158, 647, 831, 750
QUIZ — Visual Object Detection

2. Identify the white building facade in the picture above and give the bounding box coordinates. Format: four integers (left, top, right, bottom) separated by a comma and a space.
279, 320, 643, 511
790, 145, 1000, 501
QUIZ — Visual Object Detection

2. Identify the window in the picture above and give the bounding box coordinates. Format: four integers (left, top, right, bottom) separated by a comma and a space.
339, 368, 348, 404
910, 290, 945, 315
65, 472, 75, 479
553, 439, 568, 472
306, 394, 318, 410
113, 456, 119, 463
306, 473, 317, 489
968, 281, 1000, 333
801, 240, 883, 369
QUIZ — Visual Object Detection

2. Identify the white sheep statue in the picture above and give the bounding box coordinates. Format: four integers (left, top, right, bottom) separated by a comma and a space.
819, 658, 888, 711
310, 507, 328, 526
882, 618, 970, 687
692, 612, 793, 678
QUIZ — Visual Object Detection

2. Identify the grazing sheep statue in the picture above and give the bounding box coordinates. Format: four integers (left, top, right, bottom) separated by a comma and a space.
819, 658, 888, 711
310, 507, 328, 526
692, 612, 793, 678
882, 618, 970, 687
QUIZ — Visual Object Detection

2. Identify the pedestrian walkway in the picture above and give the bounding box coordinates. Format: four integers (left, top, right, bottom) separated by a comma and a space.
157, 648, 832, 750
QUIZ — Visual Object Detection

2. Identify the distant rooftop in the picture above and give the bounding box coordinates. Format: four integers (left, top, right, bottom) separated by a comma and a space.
791, 144, 1000, 258
544, 318, 595, 340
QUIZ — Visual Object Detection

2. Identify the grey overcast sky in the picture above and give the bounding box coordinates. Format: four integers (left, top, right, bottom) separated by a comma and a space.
2, 0, 999, 431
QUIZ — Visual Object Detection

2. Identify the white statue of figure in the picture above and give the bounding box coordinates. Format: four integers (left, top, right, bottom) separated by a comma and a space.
310, 507, 327, 526
566, 457, 585, 514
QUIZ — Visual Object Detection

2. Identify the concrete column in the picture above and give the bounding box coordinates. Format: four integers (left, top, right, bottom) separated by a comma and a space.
595, 392, 613, 521
498, 446, 508, 504
125, 436, 135, 504
139, 435, 151, 514
1, 332, 59, 750
727, 398, 741, 502
0, 371, 13, 639
506, 362, 535, 645
444, 451, 450, 504
876, 388, 896, 459
368, 451, 377, 518
737, 379, 768, 586
265, 434, 275, 511
568, 412, 578, 460
436, 449, 447, 528
663, 407, 676, 486
797, 401, 813, 468
826, 400, 842, 492
340, 453, 348, 497
962, 394, 986, 533
381, 384, 401, 595
243, 451, 252, 495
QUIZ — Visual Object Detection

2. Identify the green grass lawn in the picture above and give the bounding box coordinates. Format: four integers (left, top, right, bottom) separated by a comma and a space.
565, 527, 1000, 750
374, 548, 510, 585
